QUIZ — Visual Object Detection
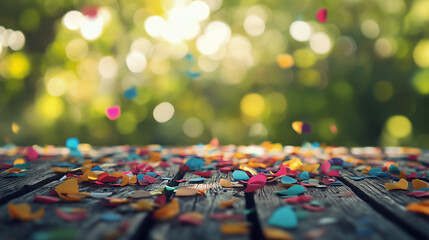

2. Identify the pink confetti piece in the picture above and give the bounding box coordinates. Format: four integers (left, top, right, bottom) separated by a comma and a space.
316, 8, 327, 23
55, 208, 88, 222
178, 213, 203, 226
106, 105, 121, 120
244, 183, 265, 193
138, 180, 150, 186
321, 161, 331, 175
273, 164, 287, 177
143, 175, 157, 183
210, 213, 244, 222
176, 179, 187, 183
193, 171, 212, 177
220, 166, 231, 173
407, 191, 429, 198
154, 194, 167, 206
26, 147, 38, 161
285, 195, 312, 204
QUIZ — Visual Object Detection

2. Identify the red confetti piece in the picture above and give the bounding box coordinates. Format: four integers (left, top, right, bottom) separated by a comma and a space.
98, 173, 119, 183
407, 191, 429, 198
210, 213, 244, 222
273, 164, 287, 177
220, 166, 231, 173
143, 175, 157, 183
193, 171, 212, 177
316, 8, 327, 23
302, 204, 326, 211
34, 195, 60, 204
154, 194, 167, 206
26, 147, 38, 161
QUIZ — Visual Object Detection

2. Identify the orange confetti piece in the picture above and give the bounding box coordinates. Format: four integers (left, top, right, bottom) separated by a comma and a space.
129, 175, 137, 185
13, 158, 26, 165
153, 198, 180, 221
407, 200, 429, 216
220, 179, 233, 188
130, 199, 154, 211
55, 179, 85, 201
7, 203, 45, 221
219, 197, 237, 208
220, 222, 250, 235
412, 179, 429, 190
400, 170, 407, 180
292, 121, 303, 134
176, 187, 199, 197
264, 227, 293, 240
385, 178, 408, 190
51, 167, 73, 173
120, 174, 129, 186
12, 122, 20, 134
276, 54, 294, 69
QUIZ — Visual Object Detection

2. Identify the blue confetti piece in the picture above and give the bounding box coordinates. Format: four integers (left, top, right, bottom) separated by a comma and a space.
276, 185, 306, 196
53, 162, 78, 168
376, 172, 391, 178
185, 157, 205, 170
189, 177, 205, 183
232, 170, 250, 180
330, 182, 344, 186
299, 171, 309, 180
100, 213, 122, 222
146, 172, 157, 177
281, 176, 298, 184
368, 168, 382, 177
185, 53, 195, 62
91, 165, 103, 171
66, 137, 79, 150
69, 149, 82, 159
5, 173, 27, 177
350, 176, 366, 181
13, 163, 30, 169
123, 86, 137, 99
126, 153, 141, 161
136, 174, 146, 181
268, 206, 297, 229
185, 70, 201, 78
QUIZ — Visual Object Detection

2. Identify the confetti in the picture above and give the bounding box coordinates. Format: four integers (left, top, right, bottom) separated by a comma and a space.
268, 206, 297, 229
407, 191, 429, 198
178, 212, 204, 225
292, 121, 311, 134
12, 122, 20, 134
90, 192, 113, 198
176, 187, 199, 197
276, 185, 306, 196
34, 195, 60, 204
55, 179, 85, 202
385, 178, 409, 190
232, 170, 250, 180
66, 137, 79, 150
285, 195, 312, 204
276, 54, 294, 69
106, 105, 121, 120
55, 207, 88, 221
153, 198, 180, 221
100, 213, 122, 222
407, 200, 429, 216
130, 199, 154, 211
281, 176, 297, 184
412, 179, 428, 190
272, 164, 287, 176
8, 203, 45, 221
26, 147, 38, 161
219, 197, 237, 208
130, 190, 151, 199
316, 8, 327, 23
220, 178, 233, 188
123, 86, 137, 99
264, 227, 293, 240
220, 222, 250, 235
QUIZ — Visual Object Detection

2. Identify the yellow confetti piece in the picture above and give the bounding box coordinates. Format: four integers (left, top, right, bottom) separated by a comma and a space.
400, 170, 407, 180
220, 222, 250, 235
8, 203, 44, 221
51, 167, 73, 173
219, 197, 237, 208
407, 200, 429, 216
220, 179, 233, 188
13, 158, 26, 165
292, 121, 303, 134
412, 179, 429, 190
153, 198, 179, 221
120, 174, 129, 186
176, 187, 199, 197
12, 122, 20, 134
129, 175, 137, 185
283, 158, 302, 171
264, 227, 294, 240
385, 178, 408, 190
276, 54, 294, 69
130, 199, 154, 211
301, 163, 320, 173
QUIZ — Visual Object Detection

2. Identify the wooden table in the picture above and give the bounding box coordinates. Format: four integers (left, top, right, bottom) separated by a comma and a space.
0, 145, 428, 240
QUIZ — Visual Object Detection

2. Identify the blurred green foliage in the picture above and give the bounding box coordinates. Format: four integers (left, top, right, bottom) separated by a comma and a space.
1, 0, 429, 147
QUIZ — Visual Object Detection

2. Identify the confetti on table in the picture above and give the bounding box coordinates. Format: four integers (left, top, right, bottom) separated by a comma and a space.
406, 200, 429, 216
26, 147, 38, 161
220, 222, 250, 235
100, 213, 122, 222
106, 105, 121, 120
175, 187, 199, 197
264, 227, 293, 240
130, 199, 154, 211
412, 179, 428, 190
178, 212, 204, 225
220, 178, 233, 188
219, 197, 237, 208
385, 178, 409, 190
407, 191, 429, 198
34, 195, 60, 204
281, 176, 297, 184
316, 8, 327, 23
55, 207, 88, 221
284, 195, 312, 204
55, 179, 85, 201
130, 190, 151, 199
153, 198, 180, 221
90, 192, 112, 198
268, 206, 297, 229
233, 170, 250, 180
7, 203, 45, 221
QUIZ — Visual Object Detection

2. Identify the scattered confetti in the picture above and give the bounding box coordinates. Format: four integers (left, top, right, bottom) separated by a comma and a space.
55, 207, 88, 221
100, 213, 122, 222
220, 222, 250, 235
12, 122, 20, 134
130, 190, 151, 199
412, 179, 428, 190
123, 86, 137, 99
176, 187, 199, 197
233, 170, 250, 180
292, 121, 312, 134
178, 212, 204, 225
153, 198, 180, 221
34, 195, 60, 204
264, 227, 293, 240
219, 197, 237, 208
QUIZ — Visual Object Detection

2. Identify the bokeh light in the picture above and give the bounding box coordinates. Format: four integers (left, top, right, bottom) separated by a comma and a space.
386, 115, 412, 138
153, 102, 175, 123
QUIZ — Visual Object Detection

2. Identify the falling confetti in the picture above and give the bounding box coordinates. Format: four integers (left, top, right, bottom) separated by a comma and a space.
12, 122, 20, 134
292, 121, 312, 134
276, 54, 294, 69
316, 8, 328, 23
106, 105, 121, 120
123, 86, 137, 99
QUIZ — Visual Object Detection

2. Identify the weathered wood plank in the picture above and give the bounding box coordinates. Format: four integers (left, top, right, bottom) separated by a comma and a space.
0, 159, 180, 240
254, 180, 414, 240
340, 169, 429, 240
149, 170, 250, 240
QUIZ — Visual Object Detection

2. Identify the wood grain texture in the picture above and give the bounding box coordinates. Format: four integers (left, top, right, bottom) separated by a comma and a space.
149, 170, 250, 240
0, 160, 180, 240
254, 179, 413, 240
340, 169, 429, 239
